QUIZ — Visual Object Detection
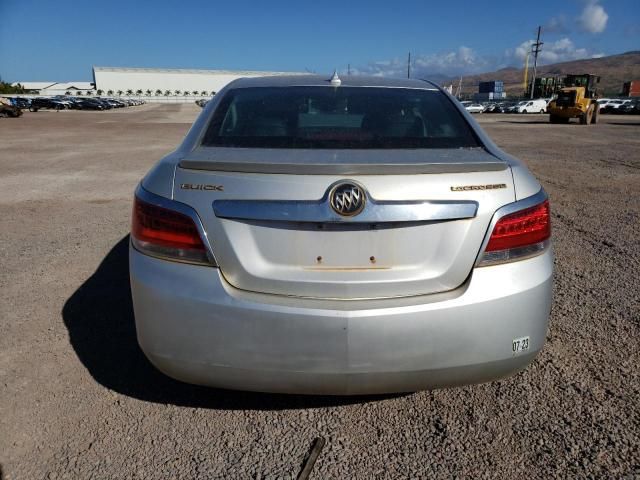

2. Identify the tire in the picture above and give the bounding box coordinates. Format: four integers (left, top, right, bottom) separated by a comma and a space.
522, 109, 528, 114
550, 114, 561, 124
591, 105, 599, 124
580, 105, 594, 125
29, 106, 37, 112
540, 109, 545, 114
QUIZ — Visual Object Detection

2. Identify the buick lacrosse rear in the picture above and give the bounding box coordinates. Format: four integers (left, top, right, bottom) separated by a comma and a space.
130, 75, 552, 394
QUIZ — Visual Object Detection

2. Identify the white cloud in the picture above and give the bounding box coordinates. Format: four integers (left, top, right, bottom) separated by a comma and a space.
578, 1, 608, 33
352, 37, 604, 79
352, 46, 491, 78
507, 37, 604, 65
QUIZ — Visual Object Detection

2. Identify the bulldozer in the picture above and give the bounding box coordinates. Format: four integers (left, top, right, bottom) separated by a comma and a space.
547, 74, 600, 125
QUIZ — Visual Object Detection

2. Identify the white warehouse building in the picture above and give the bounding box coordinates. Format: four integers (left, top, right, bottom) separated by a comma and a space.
12, 81, 95, 96
92, 66, 303, 96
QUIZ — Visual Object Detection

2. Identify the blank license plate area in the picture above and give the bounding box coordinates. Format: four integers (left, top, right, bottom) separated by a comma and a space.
245, 220, 464, 271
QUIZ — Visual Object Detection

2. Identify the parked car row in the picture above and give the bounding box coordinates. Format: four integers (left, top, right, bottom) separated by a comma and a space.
0, 96, 147, 113
597, 98, 639, 114
461, 99, 551, 114
467, 97, 639, 116
604, 100, 640, 115
482, 103, 516, 113
27, 96, 146, 112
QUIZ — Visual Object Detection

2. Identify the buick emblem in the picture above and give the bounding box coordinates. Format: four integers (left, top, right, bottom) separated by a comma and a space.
330, 183, 366, 216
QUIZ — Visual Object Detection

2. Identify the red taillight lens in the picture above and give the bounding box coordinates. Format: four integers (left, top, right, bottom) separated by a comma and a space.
485, 200, 550, 252
479, 199, 551, 266
131, 196, 211, 265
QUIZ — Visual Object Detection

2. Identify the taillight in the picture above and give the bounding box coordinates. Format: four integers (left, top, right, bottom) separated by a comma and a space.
478, 199, 551, 266
131, 195, 213, 265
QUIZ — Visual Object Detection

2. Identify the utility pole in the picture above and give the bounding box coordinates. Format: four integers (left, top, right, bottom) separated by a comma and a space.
530, 26, 543, 99
407, 52, 411, 79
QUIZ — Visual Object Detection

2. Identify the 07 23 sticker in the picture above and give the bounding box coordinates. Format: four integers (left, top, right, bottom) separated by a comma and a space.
512, 336, 530, 354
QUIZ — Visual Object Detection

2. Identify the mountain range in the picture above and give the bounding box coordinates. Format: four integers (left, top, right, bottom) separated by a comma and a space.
431, 51, 640, 97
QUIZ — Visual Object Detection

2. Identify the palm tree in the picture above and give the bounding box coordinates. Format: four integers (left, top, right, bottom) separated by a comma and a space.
85, 90, 92, 96
135, 89, 143, 97
155, 89, 162, 96
200, 90, 207, 96
164, 90, 171, 96
117, 90, 123, 97
107, 90, 114, 96
183, 90, 190, 96
174, 90, 181, 96
96, 89, 104, 96
210, 91, 216, 96
126, 89, 133, 96
65, 91, 72, 95
76, 91, 83, 96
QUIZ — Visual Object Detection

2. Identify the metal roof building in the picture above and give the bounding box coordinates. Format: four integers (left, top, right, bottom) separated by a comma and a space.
11, 81, 96, 95
92, 66, 303, 95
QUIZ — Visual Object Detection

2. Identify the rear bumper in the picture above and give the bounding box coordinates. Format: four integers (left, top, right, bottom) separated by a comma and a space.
130, 246, 553, 395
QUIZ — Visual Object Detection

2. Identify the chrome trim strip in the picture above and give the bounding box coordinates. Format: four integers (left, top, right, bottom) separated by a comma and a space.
134, 184, 218, 266
474, 188, 549, 266
213, 183, 478, 224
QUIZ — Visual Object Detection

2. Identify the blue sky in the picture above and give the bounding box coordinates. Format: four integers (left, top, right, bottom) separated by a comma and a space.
1, 0, 638, 82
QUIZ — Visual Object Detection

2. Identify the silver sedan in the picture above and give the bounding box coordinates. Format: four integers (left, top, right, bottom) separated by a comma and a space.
130, 74, 552, 394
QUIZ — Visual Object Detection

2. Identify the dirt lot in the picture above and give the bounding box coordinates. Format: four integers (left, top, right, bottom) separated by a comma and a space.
1, 105, 638, 479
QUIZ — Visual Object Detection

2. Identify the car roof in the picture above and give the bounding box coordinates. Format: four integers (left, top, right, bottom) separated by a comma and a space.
226, 74, 441, 90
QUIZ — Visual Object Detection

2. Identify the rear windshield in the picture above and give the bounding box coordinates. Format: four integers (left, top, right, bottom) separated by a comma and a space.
202, 86, 479, 149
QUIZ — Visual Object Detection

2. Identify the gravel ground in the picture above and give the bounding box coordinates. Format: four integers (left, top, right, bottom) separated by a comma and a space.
0, 106, 638, 479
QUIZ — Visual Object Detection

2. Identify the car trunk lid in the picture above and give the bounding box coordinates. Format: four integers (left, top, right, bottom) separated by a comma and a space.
173, 147, 514, 299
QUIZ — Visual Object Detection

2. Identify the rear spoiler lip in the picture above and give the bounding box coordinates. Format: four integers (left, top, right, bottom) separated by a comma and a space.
178, 146, 508, 175
178, 159, 508, 175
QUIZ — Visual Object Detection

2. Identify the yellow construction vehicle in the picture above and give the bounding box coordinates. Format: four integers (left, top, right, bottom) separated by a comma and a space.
547, 74, 600, 125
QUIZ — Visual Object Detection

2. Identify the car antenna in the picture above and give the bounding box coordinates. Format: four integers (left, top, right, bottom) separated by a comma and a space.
329, 70, 341, 86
